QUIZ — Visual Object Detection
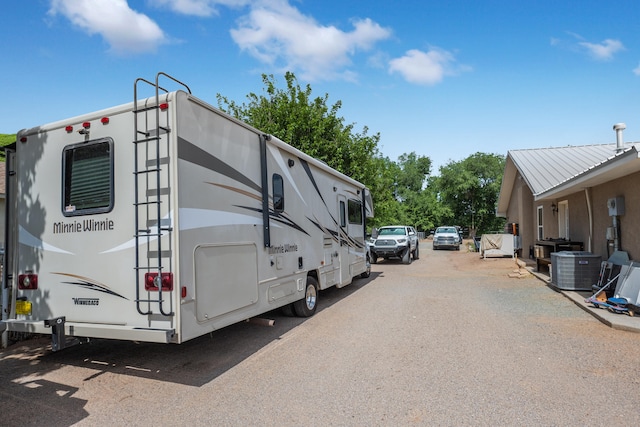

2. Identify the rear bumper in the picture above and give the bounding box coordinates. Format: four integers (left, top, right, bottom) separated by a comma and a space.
2, 319, 175, 344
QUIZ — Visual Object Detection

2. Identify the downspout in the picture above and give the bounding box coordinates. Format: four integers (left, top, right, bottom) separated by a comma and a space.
584, 187, 593, 252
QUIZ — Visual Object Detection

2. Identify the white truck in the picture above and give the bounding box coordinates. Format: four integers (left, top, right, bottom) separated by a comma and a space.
1, 72, 373, 351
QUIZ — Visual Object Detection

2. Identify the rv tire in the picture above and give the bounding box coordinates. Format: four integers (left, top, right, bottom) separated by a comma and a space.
281, 303, 295, 317
294, 276, 318, 317
361, 257, 371, 278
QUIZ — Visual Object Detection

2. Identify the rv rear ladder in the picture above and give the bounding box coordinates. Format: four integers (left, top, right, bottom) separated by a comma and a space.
132, 72, 191, 317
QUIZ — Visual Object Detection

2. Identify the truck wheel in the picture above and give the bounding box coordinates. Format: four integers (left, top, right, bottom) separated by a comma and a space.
371, 255, 378, 264
413, 244, 420, 260
402, 248, 412, 265
294, 276, 318, 317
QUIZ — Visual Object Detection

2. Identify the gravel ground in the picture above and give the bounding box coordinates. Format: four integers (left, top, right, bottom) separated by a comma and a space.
1, 241, 640, 426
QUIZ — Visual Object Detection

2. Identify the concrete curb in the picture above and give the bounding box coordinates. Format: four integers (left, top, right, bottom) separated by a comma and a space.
527, 266, 640, 334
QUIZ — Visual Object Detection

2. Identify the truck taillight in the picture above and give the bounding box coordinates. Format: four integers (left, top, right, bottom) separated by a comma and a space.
145, 272, 173, 291
18, 273, 38, 290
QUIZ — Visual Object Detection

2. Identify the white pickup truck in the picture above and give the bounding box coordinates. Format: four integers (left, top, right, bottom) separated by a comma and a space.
370, 225, 419, 264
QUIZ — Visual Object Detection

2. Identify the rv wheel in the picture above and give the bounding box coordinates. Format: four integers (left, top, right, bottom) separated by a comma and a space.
281, 303, 295, 317
294, 276, 318, 317
361, 256, 371, 278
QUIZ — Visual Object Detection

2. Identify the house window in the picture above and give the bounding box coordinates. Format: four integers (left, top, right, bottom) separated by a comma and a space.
537, 206, 544, 240
348, 199, 362, 225
62, 138, 114, 216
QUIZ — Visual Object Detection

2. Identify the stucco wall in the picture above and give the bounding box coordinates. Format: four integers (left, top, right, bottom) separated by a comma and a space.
502, 163, 640, 263
504, 173, 535, 258
590, 170, 640, 260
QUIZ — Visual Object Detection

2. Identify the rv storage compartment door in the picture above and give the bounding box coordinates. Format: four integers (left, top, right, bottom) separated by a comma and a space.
195, 243, 258, 321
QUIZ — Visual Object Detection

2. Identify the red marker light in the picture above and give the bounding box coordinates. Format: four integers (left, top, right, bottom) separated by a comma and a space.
82, 122, 90, 129
101, 117, 109, 124
65, 125, 73, 133
20, 136, 27, 143
159, 103, 168, 111
18, 273, 38, 290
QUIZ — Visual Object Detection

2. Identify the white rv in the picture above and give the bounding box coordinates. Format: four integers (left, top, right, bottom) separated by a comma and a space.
1, 73, 373, 350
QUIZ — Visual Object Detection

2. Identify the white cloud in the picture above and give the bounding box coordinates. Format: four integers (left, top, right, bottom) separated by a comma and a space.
633, 63, 640, 76
153, 0, 250, 17
555, 33, 625, 62
229, 0, 392, 81
48, 0, 167, 54
579, 38, 624, 61
389, 48, 468, 85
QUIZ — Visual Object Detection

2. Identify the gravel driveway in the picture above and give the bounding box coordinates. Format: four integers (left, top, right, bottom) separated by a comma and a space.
2, 242, 639, 426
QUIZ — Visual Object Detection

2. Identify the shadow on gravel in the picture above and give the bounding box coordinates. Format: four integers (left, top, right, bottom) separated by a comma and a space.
1, 272, 381, 400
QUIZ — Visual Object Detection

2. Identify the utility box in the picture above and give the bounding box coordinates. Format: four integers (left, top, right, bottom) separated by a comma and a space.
551, 251, 601, 291
607, 197, 625, 216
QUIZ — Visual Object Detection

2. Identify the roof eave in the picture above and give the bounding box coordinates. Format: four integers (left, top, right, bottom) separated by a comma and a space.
535, 147, 640, 201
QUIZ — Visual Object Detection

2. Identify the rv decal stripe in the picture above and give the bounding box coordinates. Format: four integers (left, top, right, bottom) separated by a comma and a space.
307, 218, 364, 250
206, 182, 261, 202
19, 226, 74, 254
178, 137, 260, 192
238, 206, 310, 236
299, 159, 326, 206
52, 272, 128, 300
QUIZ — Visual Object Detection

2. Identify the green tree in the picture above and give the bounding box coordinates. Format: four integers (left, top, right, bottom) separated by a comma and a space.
0, 134, 16, 162
391, 152, 432, 231
435, 152, 505, 235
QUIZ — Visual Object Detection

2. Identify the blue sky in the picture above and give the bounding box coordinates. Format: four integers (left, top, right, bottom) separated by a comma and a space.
2, 0, 640, 173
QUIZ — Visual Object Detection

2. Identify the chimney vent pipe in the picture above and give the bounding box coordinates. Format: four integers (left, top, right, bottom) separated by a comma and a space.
613, 123, 626, 153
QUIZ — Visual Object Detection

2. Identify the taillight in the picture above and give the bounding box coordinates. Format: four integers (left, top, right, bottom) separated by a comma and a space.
18, 273, 38, 290
145, 272, 173, 291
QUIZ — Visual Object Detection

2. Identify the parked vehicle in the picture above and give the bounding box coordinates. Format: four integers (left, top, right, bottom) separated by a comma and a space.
433, 226, 461, 250
370, 225, 419, 264
0, 72, 374, 351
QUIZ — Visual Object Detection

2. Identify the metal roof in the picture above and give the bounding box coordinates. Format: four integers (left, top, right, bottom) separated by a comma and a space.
497, 142, 639, 216
508, 143, 632, 196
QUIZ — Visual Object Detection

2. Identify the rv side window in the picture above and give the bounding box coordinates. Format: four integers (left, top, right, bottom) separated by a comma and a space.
62, 138, 114, 216
339, 201, 346, 227
348, 199, 362, 225
273, 174, 284, 212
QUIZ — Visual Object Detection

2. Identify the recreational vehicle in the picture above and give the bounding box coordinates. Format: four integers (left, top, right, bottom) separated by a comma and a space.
1, 73, 373, 351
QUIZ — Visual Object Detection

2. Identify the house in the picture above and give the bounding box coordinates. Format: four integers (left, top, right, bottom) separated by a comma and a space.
497, 125, 640, 265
